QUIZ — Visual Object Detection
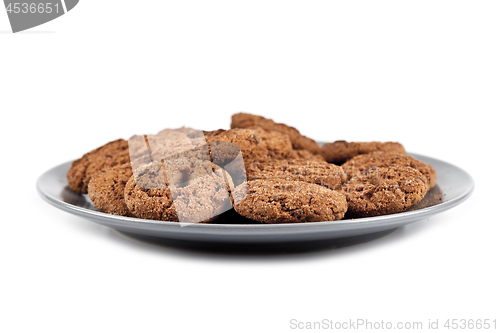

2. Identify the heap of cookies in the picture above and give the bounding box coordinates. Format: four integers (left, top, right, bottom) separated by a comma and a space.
67, 113, 436, 224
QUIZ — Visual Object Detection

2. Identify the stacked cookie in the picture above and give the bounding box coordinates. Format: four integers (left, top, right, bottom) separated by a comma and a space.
67, 113, 436, 223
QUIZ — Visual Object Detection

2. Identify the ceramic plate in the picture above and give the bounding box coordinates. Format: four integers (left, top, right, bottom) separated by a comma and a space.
37, 153, 473, 246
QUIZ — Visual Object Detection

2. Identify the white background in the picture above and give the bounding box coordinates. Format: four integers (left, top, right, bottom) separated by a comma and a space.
1, 1, 498, 332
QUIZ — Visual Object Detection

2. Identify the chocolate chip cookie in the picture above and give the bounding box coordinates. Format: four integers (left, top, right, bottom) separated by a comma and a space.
321, 141, 406, 164
88, 163, 134, 216
147, 128, 210, 163
206, 127, 296, 164
206, 128, 270, 165
247, 126, 294, 160
231, 113, 321, 154
206, 128, 296, 185
246, 160, 347, 190
342, 151, 436, 189
232, 179, 347, 223
341, 165, 428, 218
124, 160, 232, 222
67, 139, 130, 194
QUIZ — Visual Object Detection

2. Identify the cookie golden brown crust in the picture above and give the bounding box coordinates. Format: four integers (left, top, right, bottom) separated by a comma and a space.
171, 168, 233, 223
67, 139, 130, 194
341, 166, 428, 218
88, 163, 134, 217
341, 152, 436, 189
281, 149, 327, 163
246, 126, 294, 160
124, 160, 232, 223
147, 130, 210, 163
231, 113, 321, 154
206, 128, 292, 183
321, 141, 406, 164
206, 128, 269, 165
246, 160, 347, 190
124, 162, 178, 221
233, 179, 347, 223
205, 127, 296, 163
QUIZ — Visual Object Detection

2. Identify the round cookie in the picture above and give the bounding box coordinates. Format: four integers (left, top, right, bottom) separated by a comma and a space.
232, 179, 347, 223
206, 128, 285, 185
206, 127, 296, 164
231, 113, 321, 154
88, 163, 134, 217
147, 129, 210, 163
341, 165, 428, 218
247, 126, 294, 160
320, 141, 406, 164
206, 128, 270, 166
341, 151, 436, 189
170, 167, 233, 223
124, 161, 175, 221
67, 139, 130, 194
246, 160, 347, 190
124, 160, 232, 223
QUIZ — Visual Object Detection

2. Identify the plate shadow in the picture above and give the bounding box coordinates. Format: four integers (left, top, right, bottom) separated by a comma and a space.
114, 228, 399, 255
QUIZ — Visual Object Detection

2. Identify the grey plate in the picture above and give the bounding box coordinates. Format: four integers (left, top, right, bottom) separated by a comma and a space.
37, 153, 473, 245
